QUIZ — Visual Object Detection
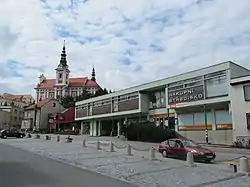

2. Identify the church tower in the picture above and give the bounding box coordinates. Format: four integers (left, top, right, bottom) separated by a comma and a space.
55, 41, 70, 97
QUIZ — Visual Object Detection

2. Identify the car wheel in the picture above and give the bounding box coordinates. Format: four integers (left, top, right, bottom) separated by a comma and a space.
162, 150, 168, 158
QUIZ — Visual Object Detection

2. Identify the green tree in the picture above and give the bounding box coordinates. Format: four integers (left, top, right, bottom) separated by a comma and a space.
94, 88, 108, 97
60, 95, 75, 108
76, 89, 93, 101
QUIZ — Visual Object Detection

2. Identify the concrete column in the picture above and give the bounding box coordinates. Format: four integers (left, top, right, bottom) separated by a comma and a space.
211, 109, 216, 131
98, 121, 101, 136
80, 122, 84, 135
93, 120, 97, 136
90, 121, 93, 136
117, 121, 120, 138
175, 112, 178, 131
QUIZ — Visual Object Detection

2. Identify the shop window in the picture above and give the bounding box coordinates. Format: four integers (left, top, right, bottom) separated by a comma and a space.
243, 85, 250, 101
149, 90, 166, 109
247, 113, 250, 130
205, 74, 228, 98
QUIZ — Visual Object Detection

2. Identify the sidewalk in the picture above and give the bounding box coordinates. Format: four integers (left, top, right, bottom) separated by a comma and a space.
43, 134, 250, 155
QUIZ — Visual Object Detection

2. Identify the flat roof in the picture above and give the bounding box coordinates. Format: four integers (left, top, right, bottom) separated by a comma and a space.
76, 61, 240, 105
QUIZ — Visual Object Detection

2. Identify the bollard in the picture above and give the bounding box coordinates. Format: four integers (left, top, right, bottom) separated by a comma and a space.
186, 152, 196, 167
239, 157, 249, 174
149, 147, 156, 160
127, 144, 132, 156
96, 141, 101, 150
82, 140, 86, 147
109, 142, 114, 152
57, 135, 60, 142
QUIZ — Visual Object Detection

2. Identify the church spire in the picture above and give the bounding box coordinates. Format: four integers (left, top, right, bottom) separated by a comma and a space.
59, 40, 67, 67
91, 65, 96, 82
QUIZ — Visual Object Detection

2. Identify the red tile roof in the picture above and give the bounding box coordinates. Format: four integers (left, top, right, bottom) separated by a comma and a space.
35, 77, 100, 89
25, 98, 56, 110
0, 93, 34, 103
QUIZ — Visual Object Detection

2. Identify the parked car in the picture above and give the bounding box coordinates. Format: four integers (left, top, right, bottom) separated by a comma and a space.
0, 129, 26, 139
158, 138, 216, 162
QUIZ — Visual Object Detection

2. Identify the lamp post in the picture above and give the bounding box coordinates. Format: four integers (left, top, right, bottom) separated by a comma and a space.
204, 104, 208, 144
33, 104, 37, 133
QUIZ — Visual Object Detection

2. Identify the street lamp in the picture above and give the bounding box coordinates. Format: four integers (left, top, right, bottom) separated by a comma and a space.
33, 104, 37, 133
204, 104, 208, 144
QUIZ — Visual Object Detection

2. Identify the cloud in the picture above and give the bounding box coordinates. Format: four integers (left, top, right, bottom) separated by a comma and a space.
0, 0, 250, 95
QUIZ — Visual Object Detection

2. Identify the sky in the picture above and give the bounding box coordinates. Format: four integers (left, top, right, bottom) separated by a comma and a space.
0, 0, 250, 95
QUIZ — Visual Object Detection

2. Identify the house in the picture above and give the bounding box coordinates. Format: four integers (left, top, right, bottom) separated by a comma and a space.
0, 110, 10, 130
22, 98, 65, 131
34, 41, 101, 102
48, 107, 77, 133
0, 94, 34, 129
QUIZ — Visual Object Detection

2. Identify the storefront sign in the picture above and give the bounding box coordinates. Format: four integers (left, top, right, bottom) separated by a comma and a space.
168, 86, 204, 104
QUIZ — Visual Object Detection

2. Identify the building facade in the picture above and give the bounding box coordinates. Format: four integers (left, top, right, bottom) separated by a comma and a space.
22, 98, 65, 131
0, 110, 10, 130
230, 75, 250, 144
0, 94, 34, 129
75, 61, 250, 145
35, 42, 101, 102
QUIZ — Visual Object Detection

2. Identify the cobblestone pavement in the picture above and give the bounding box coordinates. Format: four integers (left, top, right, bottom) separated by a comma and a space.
1, 137, 250, 187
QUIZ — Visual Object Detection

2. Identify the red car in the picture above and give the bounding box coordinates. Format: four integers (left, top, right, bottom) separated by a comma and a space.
158, 138, 216, 162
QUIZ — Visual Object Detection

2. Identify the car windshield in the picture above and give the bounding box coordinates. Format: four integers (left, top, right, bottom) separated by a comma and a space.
0, 130, 5, 133
182, 140, 200, 147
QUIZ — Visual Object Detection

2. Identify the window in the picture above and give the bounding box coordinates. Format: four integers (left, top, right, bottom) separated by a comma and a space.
244, 85, 250, 101
59, 73, 62, 79
247, 113, 250, 130
168, 140, 179, 148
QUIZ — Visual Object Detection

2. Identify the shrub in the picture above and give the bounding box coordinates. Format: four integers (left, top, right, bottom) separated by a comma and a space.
125, 122, 176, 143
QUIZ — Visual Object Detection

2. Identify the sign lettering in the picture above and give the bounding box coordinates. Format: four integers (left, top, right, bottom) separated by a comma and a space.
168, 86, 204, 104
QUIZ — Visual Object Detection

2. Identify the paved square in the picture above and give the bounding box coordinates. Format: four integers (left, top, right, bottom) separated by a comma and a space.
1, 138, 250, 187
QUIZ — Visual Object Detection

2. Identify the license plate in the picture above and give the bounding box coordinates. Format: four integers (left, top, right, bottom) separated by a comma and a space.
206, 156, 213, 158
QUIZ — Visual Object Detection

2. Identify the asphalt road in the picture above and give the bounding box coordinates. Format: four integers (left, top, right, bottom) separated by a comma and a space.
0, 143, 138, 187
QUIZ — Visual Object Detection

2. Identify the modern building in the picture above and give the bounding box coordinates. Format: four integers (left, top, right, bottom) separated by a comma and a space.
21, 98, 65, 131
35, 41, 101, 102
75, 61, 250, 145
230, 75, 250, 145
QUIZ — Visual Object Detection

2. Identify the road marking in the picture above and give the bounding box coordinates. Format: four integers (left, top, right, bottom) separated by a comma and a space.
220, 161, 240, 166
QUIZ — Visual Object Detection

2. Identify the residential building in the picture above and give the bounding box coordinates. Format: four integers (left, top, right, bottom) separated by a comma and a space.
21, 98, 65, 131
0, 110, 10, 129
75, 61, 250, 145
35, 41, 101, 102
0, 94, 34, 129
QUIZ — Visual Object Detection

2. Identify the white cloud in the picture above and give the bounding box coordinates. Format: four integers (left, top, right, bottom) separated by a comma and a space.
0, 0, 250, 94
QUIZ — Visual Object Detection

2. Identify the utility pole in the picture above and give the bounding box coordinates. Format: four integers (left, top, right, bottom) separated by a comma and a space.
204, 104, 208, 144
33, 104, 37, 133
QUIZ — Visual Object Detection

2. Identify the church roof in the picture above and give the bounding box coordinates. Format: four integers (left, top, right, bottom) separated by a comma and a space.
35, 77, 100, 89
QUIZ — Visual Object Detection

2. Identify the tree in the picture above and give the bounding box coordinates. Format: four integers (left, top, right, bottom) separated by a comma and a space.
60, 95, 75, 108
94, 88, 108, 97
75, 89, 92, 101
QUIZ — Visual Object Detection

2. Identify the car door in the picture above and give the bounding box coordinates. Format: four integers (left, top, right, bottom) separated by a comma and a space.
4, 130, 10, 137
167, 140, 180, 157
175, 140, 188, 159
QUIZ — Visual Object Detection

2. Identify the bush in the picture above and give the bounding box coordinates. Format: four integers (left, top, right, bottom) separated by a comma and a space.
125, 122, 176, 143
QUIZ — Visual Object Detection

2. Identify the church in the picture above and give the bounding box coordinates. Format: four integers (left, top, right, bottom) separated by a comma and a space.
35, 41, 101, 102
